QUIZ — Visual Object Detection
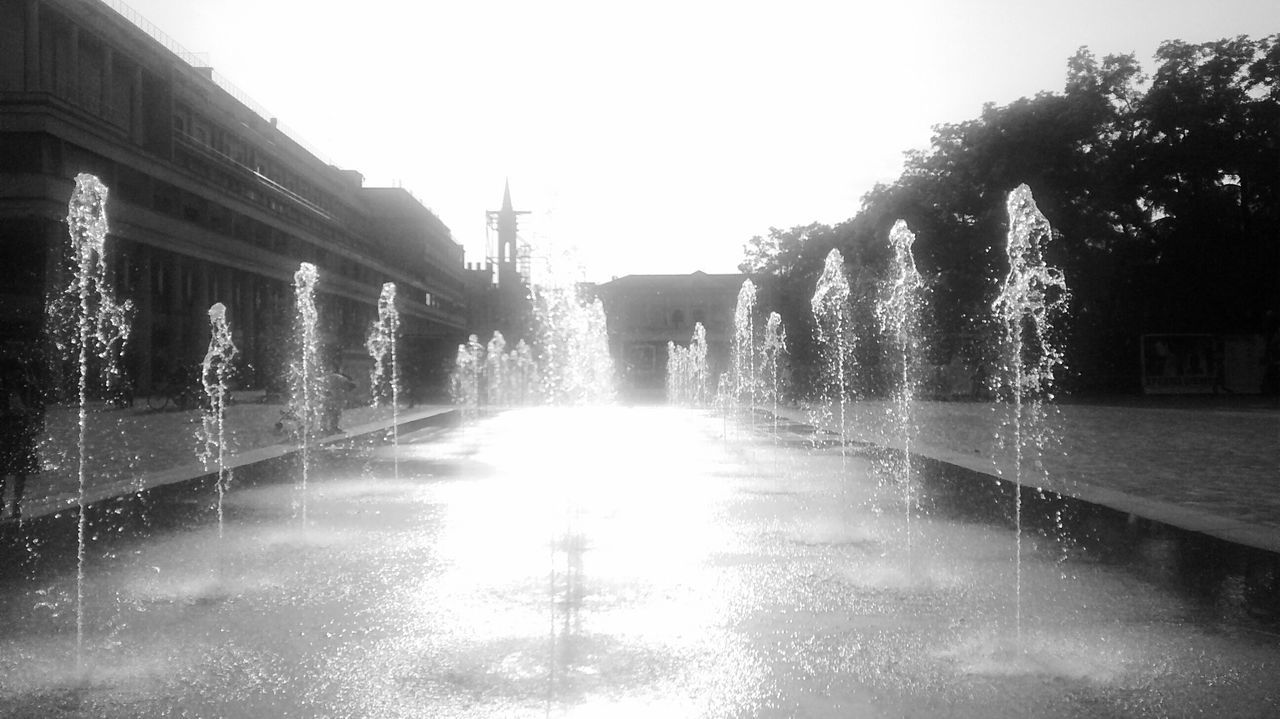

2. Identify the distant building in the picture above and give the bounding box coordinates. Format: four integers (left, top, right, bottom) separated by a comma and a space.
464, 181, 532, 344
0, 0, 467, 396
595, 272, 750, 397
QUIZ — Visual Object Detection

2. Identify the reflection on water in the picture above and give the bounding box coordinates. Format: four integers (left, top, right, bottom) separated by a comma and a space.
0, 407, 1277, 717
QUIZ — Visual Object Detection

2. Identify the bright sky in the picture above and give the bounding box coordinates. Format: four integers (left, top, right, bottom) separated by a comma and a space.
118, 0, 1276, 282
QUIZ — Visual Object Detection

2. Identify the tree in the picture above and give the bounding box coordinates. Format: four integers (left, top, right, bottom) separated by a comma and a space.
744, 35, 1279, 394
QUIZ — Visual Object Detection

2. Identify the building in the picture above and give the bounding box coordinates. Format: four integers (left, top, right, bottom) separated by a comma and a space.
595, 272, 750, 397
0, 0, 468, 397
464, 181, 532, 345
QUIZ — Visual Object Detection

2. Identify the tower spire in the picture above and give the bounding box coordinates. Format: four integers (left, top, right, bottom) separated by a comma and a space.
485, 180, 530, 279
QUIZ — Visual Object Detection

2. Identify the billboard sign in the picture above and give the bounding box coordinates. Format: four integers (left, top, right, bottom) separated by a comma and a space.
1140, 334, 1217, 394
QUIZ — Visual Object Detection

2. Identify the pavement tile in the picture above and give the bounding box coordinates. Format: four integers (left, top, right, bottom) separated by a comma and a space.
2, 397, 450, 521
779, 399, 1280, 550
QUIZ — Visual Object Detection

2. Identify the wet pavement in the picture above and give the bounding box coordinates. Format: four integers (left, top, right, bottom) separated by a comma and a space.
779, 400, 1280, 551
3, 399, 452, 522
1, 406, 1278, 717
8, 396, 1276, 550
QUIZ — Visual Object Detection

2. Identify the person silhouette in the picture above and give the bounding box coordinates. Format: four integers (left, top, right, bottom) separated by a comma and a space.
0, 352, 44, 520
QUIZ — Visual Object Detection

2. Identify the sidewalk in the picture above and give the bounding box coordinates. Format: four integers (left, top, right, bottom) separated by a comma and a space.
773, 399, 1280, 553
6, 396, 1275, 555
1, 394, 455, 522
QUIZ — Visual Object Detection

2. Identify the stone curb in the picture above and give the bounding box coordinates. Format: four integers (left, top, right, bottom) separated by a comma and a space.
6, 406, 458, 523
768, 405, 1280, 556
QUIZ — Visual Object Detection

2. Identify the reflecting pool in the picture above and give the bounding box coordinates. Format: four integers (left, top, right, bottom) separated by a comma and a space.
1, 407, 1277, 717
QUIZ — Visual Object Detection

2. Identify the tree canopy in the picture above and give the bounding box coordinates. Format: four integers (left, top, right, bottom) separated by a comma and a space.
741, 35, 1279, 394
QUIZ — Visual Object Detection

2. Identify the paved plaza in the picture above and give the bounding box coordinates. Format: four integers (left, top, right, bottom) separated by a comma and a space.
775, 397, 1280, 552
1, 406, 1277, 717
4, 395, 1277, 554
0, 395, 452, 523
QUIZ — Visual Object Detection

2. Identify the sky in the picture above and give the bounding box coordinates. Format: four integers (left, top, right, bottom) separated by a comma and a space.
116, 0, 1277, 283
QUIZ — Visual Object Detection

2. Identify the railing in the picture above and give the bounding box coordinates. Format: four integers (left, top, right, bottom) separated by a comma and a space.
95, 0, 335, 167
172, 129, 333, 222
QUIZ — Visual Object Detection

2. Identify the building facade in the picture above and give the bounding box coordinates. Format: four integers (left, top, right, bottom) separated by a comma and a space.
0, 0, 468, 397
595, 272, 749, 397
464, 182, 532, 346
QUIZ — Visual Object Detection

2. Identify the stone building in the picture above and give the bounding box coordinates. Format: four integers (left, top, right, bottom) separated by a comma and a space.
0, 0, 468, 397
595, 272, 750, 398
463, 182, 533, 346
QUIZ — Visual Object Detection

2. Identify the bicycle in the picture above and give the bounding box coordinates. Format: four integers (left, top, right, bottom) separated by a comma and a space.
146, 382, 200, 411
146, 365, 202, 412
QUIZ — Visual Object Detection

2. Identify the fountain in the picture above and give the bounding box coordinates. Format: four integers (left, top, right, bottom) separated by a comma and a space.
666, 322, 709, 407
449, 277, 613, 412
289, 262, 321, 525
665, 340, 683, 403
761, 312, 787, 438
533, 285, 615, 405
689, 322, 709, 407
810, 248, 853, 456
448, 332, 548, 412
3, 174, 1277, 717
874, 220, 928, 564
510, 339, 539, 405
449, 334, 482, 416
198, 303, 238, 539
43, 173, 134, 670
991, 184, 1070, 642
366, 282, 400, 479
485, 332, 508, 407
731, 279, 758, 418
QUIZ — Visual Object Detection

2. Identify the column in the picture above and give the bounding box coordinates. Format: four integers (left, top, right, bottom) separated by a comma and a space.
24, 0, 39, 91
131, 66, 144, 145
167, 256, 183, 375
102, 45, 114, 122
243, 274, 259, 387
67, 25, 78, 102
136, 247, 154, 393
41, 217, 63, 323
194, 262, 211, 355
41, 219, 66, 388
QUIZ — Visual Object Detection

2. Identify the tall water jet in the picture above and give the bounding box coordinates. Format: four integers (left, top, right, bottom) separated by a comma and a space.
991, 184, 1070, 643
578, 300, 615, 404
198, 303, 238, 539
450, 344, 470, 411
511, 339, 539, 405
665, 322, 709, 407
761, 312, 787, 437
715, 372, 731, 438
875, 220, 928, 565
732, 279, 758, 421
290, 262, 321, 525
469, 335, 484, 406
534, 285, 615, 405
485, 332, 508, 407
665, 341, 685, 404
450, 333, 545, 412
43, 173, 134, 670
366, 282, 400, 479
688, 322, 709, 407
450, 334, 485, 417
811, 249, 853, 457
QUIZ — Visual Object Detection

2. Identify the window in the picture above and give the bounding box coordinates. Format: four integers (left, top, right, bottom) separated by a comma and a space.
628, 344, 655, 372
